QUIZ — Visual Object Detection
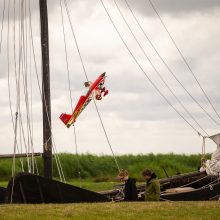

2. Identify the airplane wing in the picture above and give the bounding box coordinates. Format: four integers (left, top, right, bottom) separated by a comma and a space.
60, 72, 106, 128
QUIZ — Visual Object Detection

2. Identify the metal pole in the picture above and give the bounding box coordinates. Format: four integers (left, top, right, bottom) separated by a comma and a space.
39, 0, 52, 178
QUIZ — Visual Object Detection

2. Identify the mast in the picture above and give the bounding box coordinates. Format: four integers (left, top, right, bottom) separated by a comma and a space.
39, 0, 52, 178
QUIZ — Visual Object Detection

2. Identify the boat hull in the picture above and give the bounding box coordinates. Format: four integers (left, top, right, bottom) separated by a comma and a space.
4, 172, 110, 203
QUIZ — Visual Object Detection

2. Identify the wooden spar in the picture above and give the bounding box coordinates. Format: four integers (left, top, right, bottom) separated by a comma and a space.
0, 153, 42, 159
39, 0, 52, 179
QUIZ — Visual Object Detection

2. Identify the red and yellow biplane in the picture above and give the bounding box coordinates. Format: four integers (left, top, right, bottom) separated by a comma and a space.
60, 72, 108, 128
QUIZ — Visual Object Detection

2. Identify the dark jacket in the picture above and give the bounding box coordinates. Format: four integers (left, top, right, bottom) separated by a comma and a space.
145, 173, 160, 201
124, 177, 138, 201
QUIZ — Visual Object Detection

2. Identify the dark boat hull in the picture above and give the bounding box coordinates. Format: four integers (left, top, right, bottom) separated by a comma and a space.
4, 172, 110, 203
161, 180, 220, 201
0, 186, 6, 203
101, 171, 220, 201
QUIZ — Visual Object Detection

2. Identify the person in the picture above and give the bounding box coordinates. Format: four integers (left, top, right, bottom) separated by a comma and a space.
118, 169, 138, 201
84, 81, 108, 100
142, 168, 160, 201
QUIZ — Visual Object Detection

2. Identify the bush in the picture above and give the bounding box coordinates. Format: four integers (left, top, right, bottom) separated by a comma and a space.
0, 153, 206, 182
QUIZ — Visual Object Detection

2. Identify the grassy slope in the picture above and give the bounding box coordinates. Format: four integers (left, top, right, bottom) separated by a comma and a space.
0, 202, 220, 220
0, 180, 116, 192
0, 181, 8, 188
67, 180, 117, 192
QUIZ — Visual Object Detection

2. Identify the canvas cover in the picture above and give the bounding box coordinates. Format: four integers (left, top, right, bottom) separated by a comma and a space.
205, 133, 220, 176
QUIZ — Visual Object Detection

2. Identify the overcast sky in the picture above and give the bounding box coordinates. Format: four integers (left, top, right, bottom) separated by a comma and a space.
0, 0, 220, 156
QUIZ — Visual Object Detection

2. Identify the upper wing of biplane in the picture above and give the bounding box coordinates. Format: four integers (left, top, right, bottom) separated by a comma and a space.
59, 72, 106, 128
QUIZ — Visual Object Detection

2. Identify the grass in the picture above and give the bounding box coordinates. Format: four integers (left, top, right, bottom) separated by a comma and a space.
66, 179, 117, 192
1, 154, 218, 219
0, 179, 116, 192
0, 181, 8, 188
0, 202, 220, 220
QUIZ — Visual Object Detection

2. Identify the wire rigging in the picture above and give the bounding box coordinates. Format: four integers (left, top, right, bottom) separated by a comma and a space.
63, 0, 121, 172
114, 0, 209, 136
0, 0, 6, 52
59, 0, 73, 110
7, 0, 64, 181
100, 0, 203, 136
147, 0, 220, 122
28, 0, 66, 181
121, 0, 220, 129
60, 0, 82, 183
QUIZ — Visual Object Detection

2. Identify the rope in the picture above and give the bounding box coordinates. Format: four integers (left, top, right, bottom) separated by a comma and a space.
59, 0, 73, 108
41, 84, 66, 182
28, 2, 35, 174
100, 0, 204, 136
148, 0, 220, 123
11, 112, 18, 204
114, 0, 208, 137
93, 99, 121, 172
196, 176, 220, 190
63, 0, 88, 80
52, 138, 66, 182
29, 0, 66, 181
0, 0, 6, 53
7, 0, 15, 134
13, 0, 25, 172
6, 0, 65, 180
27, 14, 41, 175
20, 0, 33, 173
60, 0, 81, 183
73, 126, 82, 186
63, 0, 121, 172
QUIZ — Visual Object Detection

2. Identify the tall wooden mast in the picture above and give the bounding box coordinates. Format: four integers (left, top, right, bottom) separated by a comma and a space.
39, 0, 52, 178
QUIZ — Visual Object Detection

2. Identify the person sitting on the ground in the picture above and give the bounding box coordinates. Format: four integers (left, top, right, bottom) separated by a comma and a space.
118, 169, 138, 201
142, 168, 160, 201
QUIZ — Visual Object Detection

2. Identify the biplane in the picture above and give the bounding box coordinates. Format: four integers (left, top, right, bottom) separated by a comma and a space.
60, 72, 108, 127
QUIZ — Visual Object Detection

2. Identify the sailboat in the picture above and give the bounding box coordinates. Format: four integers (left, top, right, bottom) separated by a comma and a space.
0, 0, 109, 203
102, 135, 220, 201
1, 0, 220, 203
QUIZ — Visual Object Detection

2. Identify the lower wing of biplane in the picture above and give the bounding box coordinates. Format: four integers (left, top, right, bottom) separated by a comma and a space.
60, 95, 92, 128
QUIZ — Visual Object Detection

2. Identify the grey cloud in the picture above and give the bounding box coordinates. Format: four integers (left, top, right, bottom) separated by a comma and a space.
1, 0, 220, 155
124, 0, 220, 17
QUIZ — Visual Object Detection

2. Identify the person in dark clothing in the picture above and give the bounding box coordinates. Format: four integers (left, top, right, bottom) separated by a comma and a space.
142, 168, 160, 201
118, 170, 138, 201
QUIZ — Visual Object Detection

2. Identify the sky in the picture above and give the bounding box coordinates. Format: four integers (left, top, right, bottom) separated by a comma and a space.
0, 0, 220, 156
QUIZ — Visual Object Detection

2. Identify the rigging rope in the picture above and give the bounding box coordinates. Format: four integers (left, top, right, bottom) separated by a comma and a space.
59, 0, 73, 109
11, 112, 18, 203
114, 0, 209, 137
147, 0, 220, 122
60, 0, 82, 182
118, 0, 219, 130
28, 0, 65, 181
13, 0, 25, 172
100, 0, 204, 136
20, 0, 32, 172
6, 0, 64, 180
60, 0, 81, 183
63, 0, 121, 172
0, 0, 6, 53
7, 0, 15, 133
73, 126, 82, 186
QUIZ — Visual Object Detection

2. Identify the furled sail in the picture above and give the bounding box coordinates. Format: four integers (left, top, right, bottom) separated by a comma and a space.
205, 133, 220, 176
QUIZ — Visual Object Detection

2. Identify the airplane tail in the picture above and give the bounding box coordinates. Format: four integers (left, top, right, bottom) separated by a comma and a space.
59, 113, 72, 126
